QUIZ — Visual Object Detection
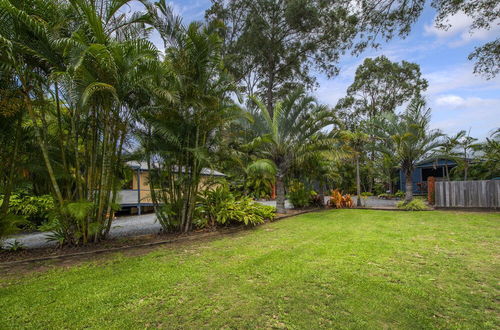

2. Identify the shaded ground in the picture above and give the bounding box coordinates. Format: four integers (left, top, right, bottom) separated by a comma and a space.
0, 210, 498, 328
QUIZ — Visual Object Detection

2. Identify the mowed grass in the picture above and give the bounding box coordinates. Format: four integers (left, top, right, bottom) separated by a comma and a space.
0, 210, 499, 329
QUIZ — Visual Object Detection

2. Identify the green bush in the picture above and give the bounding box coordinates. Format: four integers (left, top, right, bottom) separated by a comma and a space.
397, 199, 428, 211
360, 192, 373, 197
394, 190, 405, 199
0, 190, 55, 228
196, 185, 276, 228
288, 181, 313, 208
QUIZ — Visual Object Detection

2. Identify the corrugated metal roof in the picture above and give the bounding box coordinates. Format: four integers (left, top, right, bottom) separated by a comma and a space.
126, 161, 225, 177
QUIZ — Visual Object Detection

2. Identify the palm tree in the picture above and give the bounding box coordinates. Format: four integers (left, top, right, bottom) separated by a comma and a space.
436, 131, 465, 180
138, 22, 239, 233
373, 98, 443, 203
0, 0, 158, 244
338, 130, 369, 207
250, 89, 335, 213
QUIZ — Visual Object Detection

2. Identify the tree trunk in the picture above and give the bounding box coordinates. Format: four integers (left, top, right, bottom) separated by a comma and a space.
23, 92, 64, 206
356, 156, 362, 207
318, 182, 325, 207
1, 115, 22, 217
276, 173, 286, 214
404, 171, 413, 203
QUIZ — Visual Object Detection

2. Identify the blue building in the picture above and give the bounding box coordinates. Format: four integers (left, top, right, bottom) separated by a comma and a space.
398, 158, 457, 195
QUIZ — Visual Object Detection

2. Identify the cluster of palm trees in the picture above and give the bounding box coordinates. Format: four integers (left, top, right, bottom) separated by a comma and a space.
0, 0, 233, 242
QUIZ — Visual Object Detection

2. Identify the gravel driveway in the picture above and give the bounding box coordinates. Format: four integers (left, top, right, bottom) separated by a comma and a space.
2, 213, 161, 249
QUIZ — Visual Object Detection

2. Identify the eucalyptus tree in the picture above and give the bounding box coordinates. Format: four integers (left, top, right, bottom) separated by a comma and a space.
139, 22, 239, 233
250, 89, 335, 213
336, 56, 428, 121
372, 98, 443, 203
207, 0, 429, 116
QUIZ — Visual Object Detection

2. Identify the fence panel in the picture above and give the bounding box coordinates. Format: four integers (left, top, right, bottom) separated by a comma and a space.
435, 180, 500, 209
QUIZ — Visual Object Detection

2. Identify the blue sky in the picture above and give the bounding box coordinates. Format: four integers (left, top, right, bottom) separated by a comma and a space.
126, 1, 500, 139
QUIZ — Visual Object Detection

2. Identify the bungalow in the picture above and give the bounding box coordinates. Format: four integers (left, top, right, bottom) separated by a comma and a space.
119, 161, 225, 214
398, 158, 457, 195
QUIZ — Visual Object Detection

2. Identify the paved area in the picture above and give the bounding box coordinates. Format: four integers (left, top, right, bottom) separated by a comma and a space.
2, 197, 398, 249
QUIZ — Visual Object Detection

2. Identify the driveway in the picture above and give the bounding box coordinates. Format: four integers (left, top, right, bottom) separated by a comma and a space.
2, 213, 161, 250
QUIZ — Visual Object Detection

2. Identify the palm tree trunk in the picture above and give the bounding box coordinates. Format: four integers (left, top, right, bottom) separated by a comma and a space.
276, 172, 286, 214
23, 91, 64, 206
404, 170, 413, 203
1, 115, 22, 217
356, 155, 362, 207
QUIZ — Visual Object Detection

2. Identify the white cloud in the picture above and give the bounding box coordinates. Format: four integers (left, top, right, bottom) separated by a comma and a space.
424, 65, 500, 96
424, 12, 500, 47
435, 94, 500, 109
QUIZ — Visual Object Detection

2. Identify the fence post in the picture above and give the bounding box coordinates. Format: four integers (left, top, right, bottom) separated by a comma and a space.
427, 176, 436, 205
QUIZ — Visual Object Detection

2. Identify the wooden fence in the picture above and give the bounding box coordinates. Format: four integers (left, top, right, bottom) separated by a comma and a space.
435, 180, 500, 209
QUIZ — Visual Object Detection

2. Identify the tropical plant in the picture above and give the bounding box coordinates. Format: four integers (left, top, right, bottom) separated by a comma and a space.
372, 98, 443, 203
397, 198, 428, 211
435, 131, 465, 180
287, 180, 312, 209
249, 89, 335, 213
196, 185, 275, 227
1, 191, 55, 227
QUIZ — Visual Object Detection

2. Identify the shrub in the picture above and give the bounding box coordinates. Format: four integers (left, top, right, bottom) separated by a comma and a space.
394, 190, 405, 199
288, 181, 313, 208
397, 199, 428, 211
360, 192, 373, 197
329, 189, 353, 208
309, 191, 324, 207
196, 186, 276, 228
1, 190, 55, 228
0, 214, 27, 243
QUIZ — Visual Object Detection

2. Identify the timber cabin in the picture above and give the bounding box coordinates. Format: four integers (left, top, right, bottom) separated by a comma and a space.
119, 161, 225, 214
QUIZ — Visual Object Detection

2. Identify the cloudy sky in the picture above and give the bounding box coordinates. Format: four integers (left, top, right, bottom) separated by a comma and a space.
126, 1, 500, 139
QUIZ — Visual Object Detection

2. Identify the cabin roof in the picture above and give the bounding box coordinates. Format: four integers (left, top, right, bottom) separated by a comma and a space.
126, 161, 226, 177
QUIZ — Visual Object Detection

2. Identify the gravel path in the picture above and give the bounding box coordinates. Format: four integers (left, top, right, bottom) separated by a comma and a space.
2, 213, 161, 250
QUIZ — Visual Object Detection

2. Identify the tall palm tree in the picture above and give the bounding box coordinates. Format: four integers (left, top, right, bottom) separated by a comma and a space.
338, 130, 369, 207
250, 89, 335, 213
373, 98, 443, 203
138, 22, 239, 233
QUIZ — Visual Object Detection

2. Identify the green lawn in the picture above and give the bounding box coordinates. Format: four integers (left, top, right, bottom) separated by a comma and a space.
1, 210, 499, 329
